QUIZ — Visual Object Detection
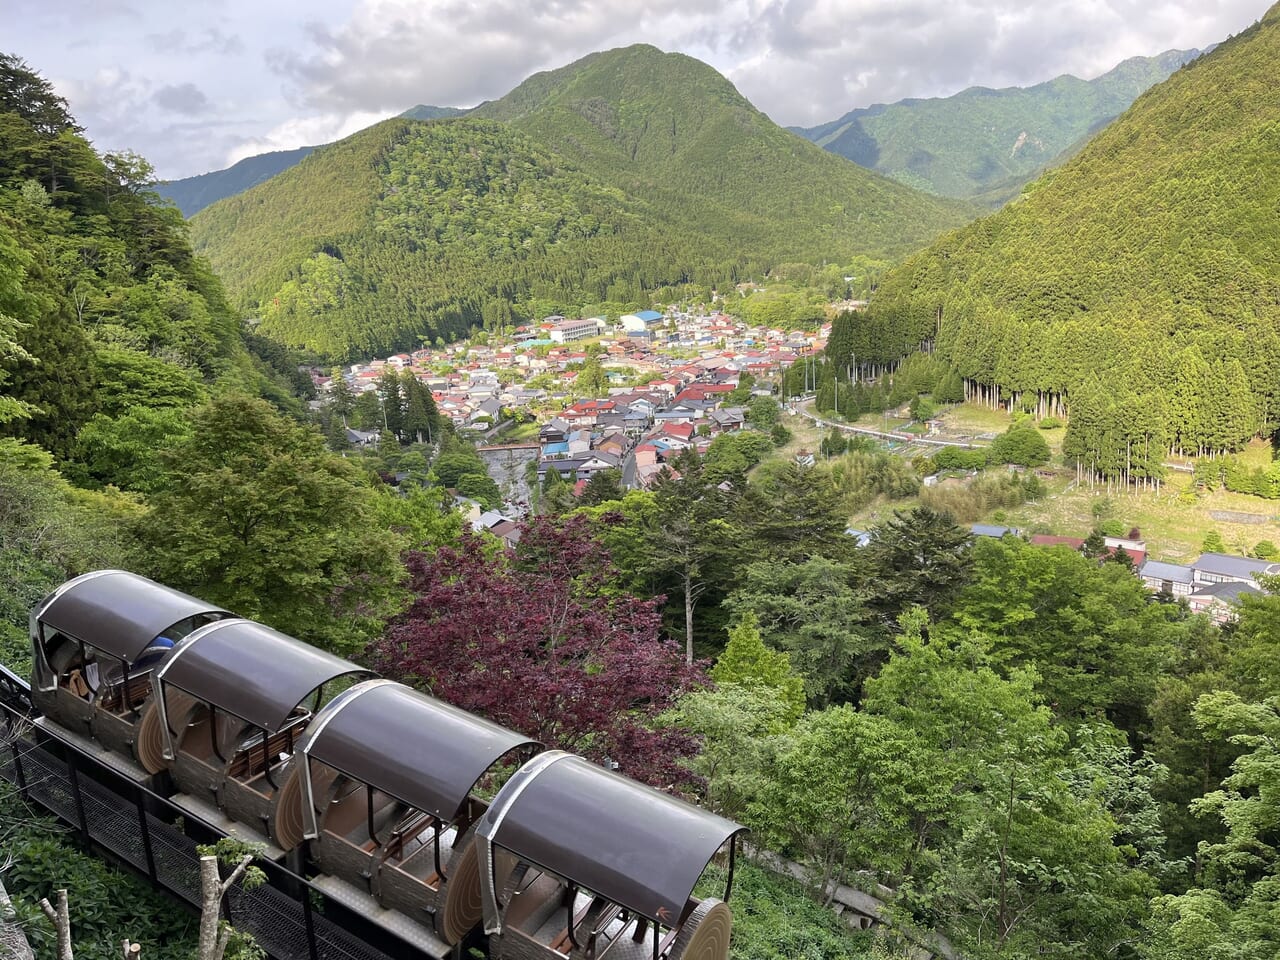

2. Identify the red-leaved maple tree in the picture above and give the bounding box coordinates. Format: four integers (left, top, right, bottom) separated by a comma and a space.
367, 515, 705, 788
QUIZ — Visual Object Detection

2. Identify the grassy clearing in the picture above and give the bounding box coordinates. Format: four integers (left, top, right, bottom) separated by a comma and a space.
845, 469, 1280, 562
1000, 472, 1280, 562
777, 409, 828, 457
938, 403, 1011, 437
776, 402, 1280, 563
494, 420, 542, 442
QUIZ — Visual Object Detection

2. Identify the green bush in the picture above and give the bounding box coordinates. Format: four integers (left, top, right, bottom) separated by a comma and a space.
1100, 520, 1127, 538
1038, 416, 1062, 429
697, 860, 875, 959
933, 446, 990, 471
1, 796, 197, 960
990, 426, 1050, 467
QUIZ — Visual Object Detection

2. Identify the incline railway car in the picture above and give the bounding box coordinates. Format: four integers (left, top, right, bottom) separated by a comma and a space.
26, 572, 745, 960
143, 618, 371, 842
477, 752, 743, 960
30, 570, 230, 766
281, 679, 539, 943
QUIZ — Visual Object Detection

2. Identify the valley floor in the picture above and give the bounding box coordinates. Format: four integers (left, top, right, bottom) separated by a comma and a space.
810, 402, 1280, 563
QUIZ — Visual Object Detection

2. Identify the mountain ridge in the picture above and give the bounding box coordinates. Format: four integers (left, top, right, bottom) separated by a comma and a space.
796, 47, 1203, 202
157, 104, 464, 216
190, 44, 971, 359
836, 8, 1280, 471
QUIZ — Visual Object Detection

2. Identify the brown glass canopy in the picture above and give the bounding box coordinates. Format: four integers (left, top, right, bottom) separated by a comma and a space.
478, 752, 746, 927
34, 570, 229, 664
297, 679, 538, 835
154, 619, 370, 734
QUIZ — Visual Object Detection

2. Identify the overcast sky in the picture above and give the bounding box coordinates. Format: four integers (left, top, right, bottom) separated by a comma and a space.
8, 0, 1272, 180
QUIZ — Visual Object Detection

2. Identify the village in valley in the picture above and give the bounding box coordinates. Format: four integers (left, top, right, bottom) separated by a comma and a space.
315, 306, 1280, 627
319, 307, 820, 498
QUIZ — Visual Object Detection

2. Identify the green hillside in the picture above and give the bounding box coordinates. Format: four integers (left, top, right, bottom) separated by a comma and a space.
400, 104, 466, 121
191, 45, 971, 360
472, 45, 970, 262
157, 107, 461, 217
833, 5, 1280, 482
797, 48, 1201, 201
0, 53, 274, 460
157, 146, 316, 217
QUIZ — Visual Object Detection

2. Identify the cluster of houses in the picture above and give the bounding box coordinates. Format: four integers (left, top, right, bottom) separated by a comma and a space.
968, 524, 1274, 622
532, 372, 769, 490
317, 310, 822, 434
1140, 552, 1277, 621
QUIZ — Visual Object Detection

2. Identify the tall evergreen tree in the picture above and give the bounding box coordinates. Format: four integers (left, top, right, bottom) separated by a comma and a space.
376, 368, 405, 440
401, 370, 439, 444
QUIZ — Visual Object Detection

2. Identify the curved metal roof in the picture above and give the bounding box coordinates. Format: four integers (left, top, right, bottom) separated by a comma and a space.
35, 570, 229, 663
156, 619, 369, 732
299, 680, 538, 823
478, 752, 745, 926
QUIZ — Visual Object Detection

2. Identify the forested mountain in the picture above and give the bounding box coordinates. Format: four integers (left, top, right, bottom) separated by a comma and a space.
0, 54, 283, 462
156, 146, 316, 216
156, 107, 462, 217
470, 45, 969, 263
796, 48, 1201, 202
189, 44, 972, 360
829, 5, 1280, 485
400, 104, 466, 121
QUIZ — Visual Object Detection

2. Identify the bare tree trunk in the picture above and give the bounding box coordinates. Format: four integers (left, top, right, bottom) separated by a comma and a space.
38, 889, 73, 960
683, 575, 695, 666
198, 858, 221, 960
1, 878, 36, 960
197, 854, 254, 960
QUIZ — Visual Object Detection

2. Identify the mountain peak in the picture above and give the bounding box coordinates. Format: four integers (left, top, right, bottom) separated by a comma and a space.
797, 47, 1203, 202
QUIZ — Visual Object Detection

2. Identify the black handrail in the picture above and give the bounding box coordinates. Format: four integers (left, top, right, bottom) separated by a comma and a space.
0, 694, 412, 960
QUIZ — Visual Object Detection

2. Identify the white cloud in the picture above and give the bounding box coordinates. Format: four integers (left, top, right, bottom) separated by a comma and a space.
224, 109, 388, 165
7, 0, 1273, 177
264, 0, 1272, 132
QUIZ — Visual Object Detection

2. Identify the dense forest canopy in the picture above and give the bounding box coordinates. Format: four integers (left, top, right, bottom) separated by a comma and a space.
829, 4, 1280, 481
0, 54, 292, 462
190, 44, 971, 361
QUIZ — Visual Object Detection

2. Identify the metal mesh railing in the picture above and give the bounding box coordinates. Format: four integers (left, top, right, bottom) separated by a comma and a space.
0, 692, 411, 960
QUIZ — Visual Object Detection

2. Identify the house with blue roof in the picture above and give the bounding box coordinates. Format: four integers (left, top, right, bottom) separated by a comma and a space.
621, 310, 667, 339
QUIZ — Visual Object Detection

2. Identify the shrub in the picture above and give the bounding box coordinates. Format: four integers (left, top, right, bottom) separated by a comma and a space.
1202, 530, 1226, 552
990, 425, 1050, 467
1039, 416, 1062, 429
933, 446, 991, 471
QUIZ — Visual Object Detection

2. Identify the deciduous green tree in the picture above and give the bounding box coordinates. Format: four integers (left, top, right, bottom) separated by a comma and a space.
711, 613, 806, 724
138, 394, 404, 653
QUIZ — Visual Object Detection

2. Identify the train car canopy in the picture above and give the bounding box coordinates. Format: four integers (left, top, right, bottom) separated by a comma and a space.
296, 679, 539, 837
154, 619, 369, 734
31, 570, 229, 691
477, 752, 746, 930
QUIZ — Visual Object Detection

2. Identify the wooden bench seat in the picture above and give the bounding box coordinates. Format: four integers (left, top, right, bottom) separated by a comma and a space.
227, 727, 300, 781
96, 673, 153, 715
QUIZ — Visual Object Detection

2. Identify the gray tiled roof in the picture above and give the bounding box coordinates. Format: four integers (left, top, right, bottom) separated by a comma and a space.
1193, 553, 1280, 580
1140, 560, 1195, 583
1192, 580, 1263, 602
